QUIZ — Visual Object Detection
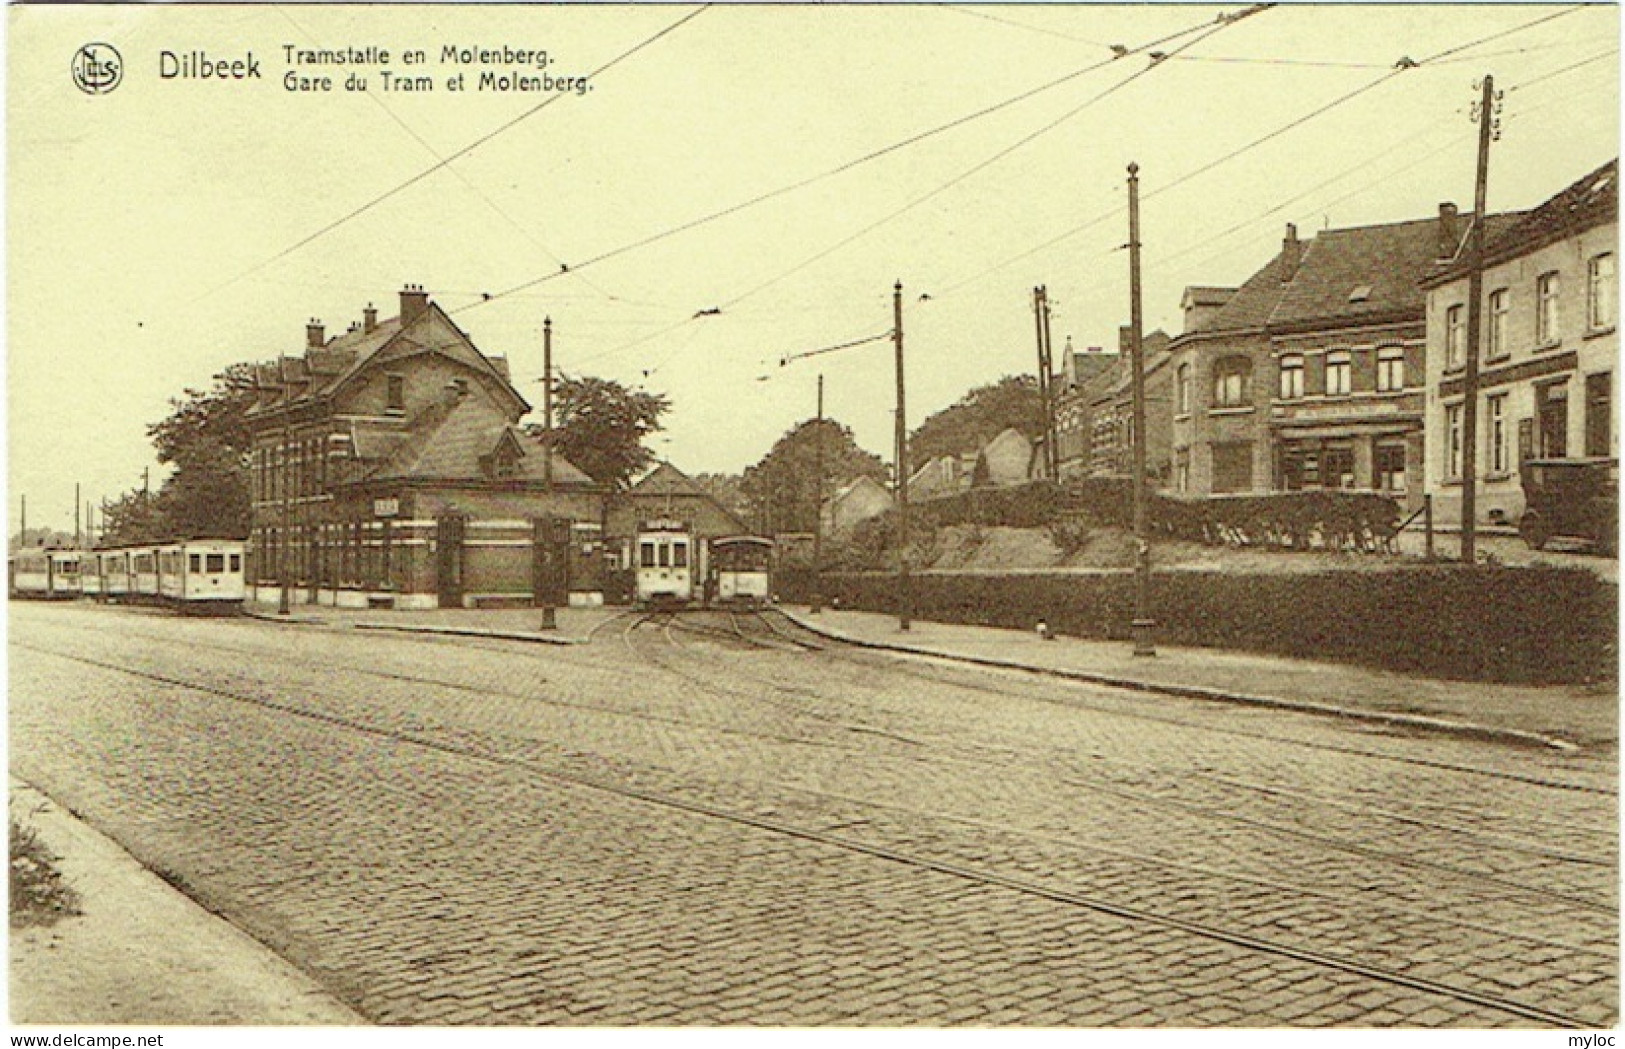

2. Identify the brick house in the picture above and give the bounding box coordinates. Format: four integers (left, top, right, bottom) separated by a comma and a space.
1422, 159, 1618, 527
245, 285, 604, 610
1087, 327, 1173, 481
1168, 209, 1520, 508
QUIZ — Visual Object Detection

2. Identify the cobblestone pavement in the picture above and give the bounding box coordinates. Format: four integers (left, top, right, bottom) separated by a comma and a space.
9, 602, 1617, 1026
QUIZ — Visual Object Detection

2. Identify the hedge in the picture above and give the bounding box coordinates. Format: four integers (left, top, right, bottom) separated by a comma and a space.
777, 564, 1616, 685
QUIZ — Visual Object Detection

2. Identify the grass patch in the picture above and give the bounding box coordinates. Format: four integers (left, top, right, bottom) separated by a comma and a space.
10, 818, 81, 928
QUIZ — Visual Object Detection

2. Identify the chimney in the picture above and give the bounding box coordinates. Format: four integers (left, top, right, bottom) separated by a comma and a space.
1279, 224, 1302, 284
1437, 202, 1460, 260
399, 284, 429, 325
363, 303, 378, 333
1118, 324, 1133, 354
306, 318, 324, 349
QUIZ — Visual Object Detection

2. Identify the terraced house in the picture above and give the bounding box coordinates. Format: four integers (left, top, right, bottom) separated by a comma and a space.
1168, 206, 1520, 510
244, 285, 604, 610
1422, 159, 1618, 527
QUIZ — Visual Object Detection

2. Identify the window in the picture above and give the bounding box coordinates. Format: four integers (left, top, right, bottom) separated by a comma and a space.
1487, 394, 1508, 475
1322, 443, 1355, 488
1586, 371, 1612, 458
1175, 364, 1191, 415
1278, 356, 1304, 400
1174, 449, 1190, 492
386, 374, 406, 412
1445, 403, 1463, 480
672, 541, 689, 569
1536, 271, 1561, 345
639, 541, 656, 569
1211, 443, 1253, 493
1446, 304, 1465, 369
206, 553, 226, 573
230, 554, 242, 573
1375, 347, 1405, 393
1538, 381, 1569, 458
1375, 440, 1407, 493
1325, 351, 1351, 396
1211, 356, 1251, 409
1589, 254, 1615, 331
1487, 289, 1510, 359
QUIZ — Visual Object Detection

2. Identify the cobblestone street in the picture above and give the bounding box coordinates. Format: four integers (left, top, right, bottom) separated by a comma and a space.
9, 601, 1618, 1026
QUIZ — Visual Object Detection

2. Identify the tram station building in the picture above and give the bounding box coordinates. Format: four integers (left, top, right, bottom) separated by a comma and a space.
244, 285, 606, 610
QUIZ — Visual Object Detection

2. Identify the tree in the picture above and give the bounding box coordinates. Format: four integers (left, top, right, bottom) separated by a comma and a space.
536, 375, 670, 490
909, 375, 1044, 466
144, 363, 258, 540
692, 473, 749, 522
741, 418, 887, 535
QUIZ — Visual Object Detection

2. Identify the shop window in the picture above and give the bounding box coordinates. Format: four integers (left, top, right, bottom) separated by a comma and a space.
1323, 444, 1355, 488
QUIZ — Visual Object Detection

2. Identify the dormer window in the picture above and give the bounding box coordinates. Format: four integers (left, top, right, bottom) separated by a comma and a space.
1348, 285, 1372, 303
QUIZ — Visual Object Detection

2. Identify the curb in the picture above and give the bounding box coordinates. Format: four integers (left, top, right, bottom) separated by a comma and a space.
779, 611, 1579, 753
353, 622, 580, 646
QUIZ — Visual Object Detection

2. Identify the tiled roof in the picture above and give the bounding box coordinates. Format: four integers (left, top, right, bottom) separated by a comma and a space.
1432, 159, 1617, 283
366, 393, 593, 486
1202, 252, 1293, 333
1268, 218, 1443, 328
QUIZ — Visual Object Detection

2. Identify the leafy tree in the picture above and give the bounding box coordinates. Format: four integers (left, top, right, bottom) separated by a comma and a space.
535, 375, 670, 490
909, 375, 1043, 466
741, 418, 887, 535
145, 363, 257, 539
97, 491, 169, 547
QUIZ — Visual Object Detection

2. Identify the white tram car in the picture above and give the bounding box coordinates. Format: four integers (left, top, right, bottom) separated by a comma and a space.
11, 538, 245, 611
631, 520, 773, 608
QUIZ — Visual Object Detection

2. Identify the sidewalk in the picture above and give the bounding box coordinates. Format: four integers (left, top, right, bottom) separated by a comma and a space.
242, 602, 625, 644
8, 780, 363, 1026
781, 607, 1618, 751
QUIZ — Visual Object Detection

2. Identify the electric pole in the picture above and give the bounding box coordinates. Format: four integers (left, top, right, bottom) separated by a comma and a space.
75, 482, 81, 548
20, 494, 26, 550
279, 418, 292, 615
1461, 75, 1499, 566
1042, 292, 1061, 479
811, 374, 825, 614
894, 281, 911, 632
543, 316, 555, 490
1128, 163, 1156, 657
1033, 287, 1058, 480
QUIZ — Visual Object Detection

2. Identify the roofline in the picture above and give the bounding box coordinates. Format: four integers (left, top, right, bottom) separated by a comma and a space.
1420, 211, 1617, 289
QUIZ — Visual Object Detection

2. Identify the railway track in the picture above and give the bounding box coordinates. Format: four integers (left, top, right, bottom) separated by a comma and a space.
13, 635, 1603, 1028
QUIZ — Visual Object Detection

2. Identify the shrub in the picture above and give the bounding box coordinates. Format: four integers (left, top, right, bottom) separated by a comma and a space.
781, 565, 1615, 685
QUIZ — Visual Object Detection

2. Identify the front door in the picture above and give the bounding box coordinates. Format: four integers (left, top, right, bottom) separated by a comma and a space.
436, 515, 466, 608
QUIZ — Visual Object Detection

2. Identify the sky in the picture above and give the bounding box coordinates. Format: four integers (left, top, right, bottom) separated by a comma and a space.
7, 2, 1620, 537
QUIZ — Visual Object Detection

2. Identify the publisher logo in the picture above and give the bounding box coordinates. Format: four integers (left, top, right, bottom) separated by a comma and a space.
72, 43, 122, 95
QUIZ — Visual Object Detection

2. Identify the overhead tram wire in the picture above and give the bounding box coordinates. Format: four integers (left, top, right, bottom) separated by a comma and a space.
714, 12, 1256, 314
456, 7, 1257, 315
935, 5, 1113, 48
935, 4, 1589, 297
1103, 41, 1618, 285
273, 8, 621, 307
194, 4, 711, 305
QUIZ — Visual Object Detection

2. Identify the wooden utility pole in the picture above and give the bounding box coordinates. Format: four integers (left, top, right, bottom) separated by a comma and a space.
75, 482, 81, 548
543, 316, 555, 490
810, 374, 826, 614
20, 494, 26, 550
1033, 287, 1055, 480
1461, 75, 1498, 566
1041, 292, 1060, 480
1127, 163, 1156, 657
894, 281, 911, 632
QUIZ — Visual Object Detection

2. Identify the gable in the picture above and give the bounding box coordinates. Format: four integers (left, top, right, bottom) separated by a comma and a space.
334, 304, 528, 418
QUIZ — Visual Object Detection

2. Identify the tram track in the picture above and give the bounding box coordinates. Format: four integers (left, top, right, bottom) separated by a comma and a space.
12, 636, 1602, 1029
35, 608, 1615, 917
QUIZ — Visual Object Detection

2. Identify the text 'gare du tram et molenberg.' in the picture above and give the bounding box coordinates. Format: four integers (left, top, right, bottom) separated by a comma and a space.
158, 44, 591, 94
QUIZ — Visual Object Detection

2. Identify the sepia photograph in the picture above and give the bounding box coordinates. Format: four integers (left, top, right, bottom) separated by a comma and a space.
6, 1, 1620, 1036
